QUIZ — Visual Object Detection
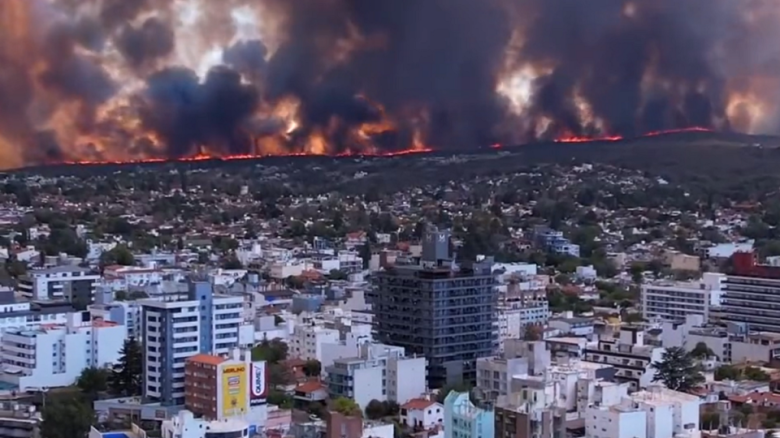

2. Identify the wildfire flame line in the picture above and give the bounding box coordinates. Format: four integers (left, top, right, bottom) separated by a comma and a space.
56, 127, 713, 167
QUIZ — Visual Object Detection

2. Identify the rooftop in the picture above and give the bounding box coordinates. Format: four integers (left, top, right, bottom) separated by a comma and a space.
631, 386, 700, 404
186, 354, 225, 366
295, 380, 326, 394
28, 266, 95, 275
401, 398, 437, 411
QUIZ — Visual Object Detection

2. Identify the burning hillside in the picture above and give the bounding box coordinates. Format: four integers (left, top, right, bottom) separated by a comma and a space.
0, 0, 779, 169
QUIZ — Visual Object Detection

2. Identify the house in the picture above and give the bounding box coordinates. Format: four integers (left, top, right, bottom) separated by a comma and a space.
345, 232, 367, 249
400, 399, 443, 430
293, 380, 328, 408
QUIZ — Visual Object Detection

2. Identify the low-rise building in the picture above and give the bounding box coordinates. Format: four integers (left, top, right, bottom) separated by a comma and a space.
497, 285, 549, 352
17, 266, 100, 305
583, 327, 664, 390
89, 301, 141, 339
325, 344, 426, 410
549, 313, 595, 337
0, 291, 75, 333
162, 410, 254, 438
400, 398, 443, 430
641, 273, 724, 323
0, 401, 41, 438
443, 392, 493, 438
326, 412, 394, 438
662, 314, 780, 363
475, 341, 550, 404
584, 386, 700, 438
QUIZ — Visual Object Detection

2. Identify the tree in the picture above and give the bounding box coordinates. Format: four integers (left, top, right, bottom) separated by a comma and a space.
303, 359, 322, 377
40, 399, 93, 438
523, 324, 543, 341
436, 382, 472, 403
652, 347, 704, 392
383, 400, 400, 417
629, 263, 644, 284
100, 245, 135, 267
328, 269, 349, 281
109, 338, 143, 396
359, 243, 371, 269
267, 389, 294, 409
744, 366, 771, 382
622, 312, 645, 324
333, 397, 361, 416
252, 339, 291, 388
268, 363, 293, 388
221, 255, 244, 269
691, 342, 714, 359
714, 365, 740, 381
251, 339, 288, 363
77, 367, 109, 401
365, 399, 386, 420
700, 411, 720, 430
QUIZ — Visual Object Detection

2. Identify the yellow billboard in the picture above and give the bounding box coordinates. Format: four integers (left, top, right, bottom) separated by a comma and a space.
221, 364, 248, 418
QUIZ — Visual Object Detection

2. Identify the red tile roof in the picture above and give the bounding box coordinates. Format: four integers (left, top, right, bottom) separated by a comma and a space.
402, 398, 435, 411
295, 380, 326, 393
728, 391, 780, 405
187, 354, 226, 366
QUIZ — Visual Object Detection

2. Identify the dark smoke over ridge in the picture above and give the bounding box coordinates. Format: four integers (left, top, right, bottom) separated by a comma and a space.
0, 0, 779, 168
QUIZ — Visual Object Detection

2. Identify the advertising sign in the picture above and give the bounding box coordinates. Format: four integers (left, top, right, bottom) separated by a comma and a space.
221, 364, 248, 417
250, 361, 268, 406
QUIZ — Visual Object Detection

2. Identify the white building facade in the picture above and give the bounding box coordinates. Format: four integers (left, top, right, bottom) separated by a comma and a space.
0, 314, 126, 390
641, 273, 724, 323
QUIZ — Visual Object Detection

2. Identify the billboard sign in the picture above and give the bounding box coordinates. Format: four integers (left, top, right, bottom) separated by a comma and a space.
221, 365, 248, 417
250, 361, 268, 406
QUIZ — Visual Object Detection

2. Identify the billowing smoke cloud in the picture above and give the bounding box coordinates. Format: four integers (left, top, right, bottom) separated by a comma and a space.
1, 0, 780, 168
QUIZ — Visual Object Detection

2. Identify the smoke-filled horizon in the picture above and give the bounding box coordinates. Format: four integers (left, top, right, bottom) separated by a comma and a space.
0, 0, 778, 168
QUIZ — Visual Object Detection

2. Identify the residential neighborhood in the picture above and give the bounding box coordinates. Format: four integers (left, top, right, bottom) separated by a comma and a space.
0, 154, 777, 438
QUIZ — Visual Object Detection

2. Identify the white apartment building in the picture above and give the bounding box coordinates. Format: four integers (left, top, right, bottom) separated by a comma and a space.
286, 311, 376, 366
268, 260, 307, 280
140, 282, 254, 405
476, 341, 551, 404
641, 273, 724, 323
288, 319, 340, 361
584, 327, 664, 390
319, 324, 373, 368
585, 386, 700, 438
325, 344, 427, 410
662, 314, 780, 364
17, 266, 100, 302
0, 313, 126, 390
496, 361, 629, 437
337, 251, 363, 274
162, 410, 251, 438
102, 266, 165, 291
0, 292, 72, 331
497, 288, 549, 351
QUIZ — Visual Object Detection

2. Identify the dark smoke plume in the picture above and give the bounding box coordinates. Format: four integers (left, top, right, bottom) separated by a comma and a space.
0, 0, 779, 167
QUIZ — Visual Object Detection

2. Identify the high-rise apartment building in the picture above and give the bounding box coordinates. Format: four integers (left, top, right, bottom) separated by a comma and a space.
721, 251, 780, 332
140, 281, 248, 405
369, 229, 497, 388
